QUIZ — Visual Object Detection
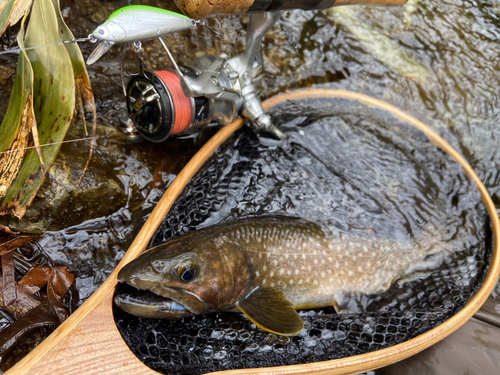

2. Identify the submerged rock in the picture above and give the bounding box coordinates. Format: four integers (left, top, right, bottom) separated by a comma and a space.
1, 123, 128, 233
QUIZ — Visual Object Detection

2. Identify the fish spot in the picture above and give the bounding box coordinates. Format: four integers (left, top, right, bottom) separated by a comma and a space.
295, 269, 300, 275
272, 260, 278, 267
279, 269, 285, 276
289, 280, 294, 285
270, 271, 275, 277
287, 270, 292, 276
262, 279, 267, 285
329, 277, 334, 283
262, 265, 267, 272
270, 282, 275, 287
313, 280, 318, 286
321, 271, 326, 278
314, 259, 318, 265
348, 270, 354, 276
298, 279, 303, 285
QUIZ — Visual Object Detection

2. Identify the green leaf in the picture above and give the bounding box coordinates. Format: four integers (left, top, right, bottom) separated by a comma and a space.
0, 0, 75, 218
0, 0, 17, 36
0, 14, 35, 199
50, 0, 96, 183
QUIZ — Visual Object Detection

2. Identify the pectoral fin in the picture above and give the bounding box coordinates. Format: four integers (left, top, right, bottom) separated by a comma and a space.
236, 287, 304, 336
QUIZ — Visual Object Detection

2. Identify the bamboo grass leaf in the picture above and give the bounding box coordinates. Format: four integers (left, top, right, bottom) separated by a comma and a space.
51, 0, 96, 183
0, 0, 17, 36
0, 16, 35, 199
9, 0, 33, 26
0, 0, 75, 219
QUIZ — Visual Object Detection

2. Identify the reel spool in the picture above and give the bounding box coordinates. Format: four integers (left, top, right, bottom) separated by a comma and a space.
126, 69, 212, 142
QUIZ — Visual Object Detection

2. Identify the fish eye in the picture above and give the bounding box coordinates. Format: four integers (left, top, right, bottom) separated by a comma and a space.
177, 263, 199, 282
97, 27, 109, 38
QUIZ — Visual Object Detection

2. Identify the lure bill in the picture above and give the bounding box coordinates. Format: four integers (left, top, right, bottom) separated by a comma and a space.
87, 5, 193, 65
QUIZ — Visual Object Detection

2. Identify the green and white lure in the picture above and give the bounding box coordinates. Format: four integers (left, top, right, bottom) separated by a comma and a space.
87, 5, 194, 65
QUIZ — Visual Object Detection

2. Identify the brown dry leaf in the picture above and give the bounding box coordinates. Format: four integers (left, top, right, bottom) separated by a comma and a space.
19, 265, 75, 323
0, 232, 39, 256
19, 266, 52, 289
47, 266, 75, 323
0, 269, 40, 318
9, 0, 33, 26
0, 225, 19, 234
1, 251, 16, 306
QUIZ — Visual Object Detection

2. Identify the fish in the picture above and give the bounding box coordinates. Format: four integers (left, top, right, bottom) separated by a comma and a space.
87, 5, 193, 65
116, 216, 446, 336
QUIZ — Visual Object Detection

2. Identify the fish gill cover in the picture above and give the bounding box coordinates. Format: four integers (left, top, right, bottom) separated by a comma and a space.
114, 98, 491, 374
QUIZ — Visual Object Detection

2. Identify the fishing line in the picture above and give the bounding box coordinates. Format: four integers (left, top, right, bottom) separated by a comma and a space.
0, 37, 90, 55
0, 137, 97, 155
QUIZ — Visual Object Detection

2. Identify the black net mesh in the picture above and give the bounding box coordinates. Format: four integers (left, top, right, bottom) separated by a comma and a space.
114, 97, 492, 375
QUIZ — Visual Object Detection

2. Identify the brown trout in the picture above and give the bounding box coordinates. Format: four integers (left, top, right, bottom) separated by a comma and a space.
116, 216, 444, 336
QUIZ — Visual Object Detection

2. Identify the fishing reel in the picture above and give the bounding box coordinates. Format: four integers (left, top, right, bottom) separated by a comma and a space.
123, 12, 286, 143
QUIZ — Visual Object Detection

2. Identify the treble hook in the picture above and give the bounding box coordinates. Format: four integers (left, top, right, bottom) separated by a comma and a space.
192, 18, 222, 40
120, 41, 146, 97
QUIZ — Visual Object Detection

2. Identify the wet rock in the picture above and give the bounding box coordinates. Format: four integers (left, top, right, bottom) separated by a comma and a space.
1, 123, 129, 233
0, 66, 15, 82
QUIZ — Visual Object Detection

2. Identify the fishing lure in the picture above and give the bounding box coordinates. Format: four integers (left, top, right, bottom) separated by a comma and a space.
87, 5, 195, 65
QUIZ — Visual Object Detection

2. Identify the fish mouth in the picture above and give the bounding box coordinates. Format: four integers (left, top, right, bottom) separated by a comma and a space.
114, 283, 195, 319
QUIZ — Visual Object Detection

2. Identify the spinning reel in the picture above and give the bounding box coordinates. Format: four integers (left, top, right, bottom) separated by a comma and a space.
123, 12, 286, 143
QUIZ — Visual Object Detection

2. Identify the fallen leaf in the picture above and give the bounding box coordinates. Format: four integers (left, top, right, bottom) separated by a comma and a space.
0, 225, 18, 235
326, 7, 429, 83
0, 232, 39, 256
47, 266, 74, 322
19, 266, 51, 289
19, 265, 75, 323
1, 265, 40, 318
1, 251, 16, 306
0, 303, 58, 361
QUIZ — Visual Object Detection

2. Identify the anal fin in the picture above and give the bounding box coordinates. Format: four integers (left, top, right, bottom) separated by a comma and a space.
236, 287, 304, 336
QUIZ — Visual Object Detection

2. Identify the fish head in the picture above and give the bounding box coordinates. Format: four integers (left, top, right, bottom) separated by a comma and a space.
91, 21, 127, 43
116, 233, 253, 319
86, 21, 127, 65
